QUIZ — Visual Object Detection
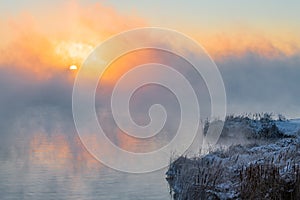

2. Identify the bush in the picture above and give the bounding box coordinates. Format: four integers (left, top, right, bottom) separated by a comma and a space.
256, 123, 286, 139
240, 163, 300, 200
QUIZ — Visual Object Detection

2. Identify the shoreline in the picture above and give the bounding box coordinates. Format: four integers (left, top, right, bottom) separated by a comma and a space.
166, 115, 300, 199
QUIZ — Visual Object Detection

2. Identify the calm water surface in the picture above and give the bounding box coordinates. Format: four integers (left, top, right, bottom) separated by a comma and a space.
0, 128, 171, 200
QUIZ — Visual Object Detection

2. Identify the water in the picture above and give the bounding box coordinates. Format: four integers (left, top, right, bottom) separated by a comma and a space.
0, 128, 171, 200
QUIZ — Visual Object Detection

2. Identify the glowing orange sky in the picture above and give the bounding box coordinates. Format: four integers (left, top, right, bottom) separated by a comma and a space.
0, 1, 299, 80
0, 2, 146, 79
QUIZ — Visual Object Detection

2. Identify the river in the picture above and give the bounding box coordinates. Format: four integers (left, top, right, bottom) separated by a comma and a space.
0, 127, 171, 200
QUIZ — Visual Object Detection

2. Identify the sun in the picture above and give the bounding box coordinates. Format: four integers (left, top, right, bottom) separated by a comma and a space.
69, 65, 78, 70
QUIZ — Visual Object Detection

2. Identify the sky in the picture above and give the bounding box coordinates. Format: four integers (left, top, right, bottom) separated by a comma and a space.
0, 0, 300, 174
0, 0, 300, 130
1, 1, 300, 58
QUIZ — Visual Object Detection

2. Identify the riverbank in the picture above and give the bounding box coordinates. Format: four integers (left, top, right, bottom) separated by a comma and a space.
166, 115, 300, 199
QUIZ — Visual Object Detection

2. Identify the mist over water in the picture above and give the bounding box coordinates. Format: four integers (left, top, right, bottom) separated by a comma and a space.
0, 105, 170, 200
0, 64, 173, 199
0, 36, 300, 199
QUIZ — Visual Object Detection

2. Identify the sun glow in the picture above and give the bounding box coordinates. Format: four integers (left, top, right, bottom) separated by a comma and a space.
55, 41, 94, 64
69, 65, 78, 70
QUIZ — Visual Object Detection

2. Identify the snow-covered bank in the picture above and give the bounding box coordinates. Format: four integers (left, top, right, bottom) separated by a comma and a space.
166, 115, 300, 200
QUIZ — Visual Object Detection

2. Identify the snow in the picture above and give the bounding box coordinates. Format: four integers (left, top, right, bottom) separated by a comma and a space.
167, 117, 300, 200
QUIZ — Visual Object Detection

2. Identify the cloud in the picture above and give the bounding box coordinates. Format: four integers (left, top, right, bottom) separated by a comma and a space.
0, 1, 147, 79
195, 30, 300, 61
218, 52, 300, 118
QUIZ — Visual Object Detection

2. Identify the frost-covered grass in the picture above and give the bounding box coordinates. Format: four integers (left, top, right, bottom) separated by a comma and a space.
167, 114, 300, 200
240, 162, 300, 199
